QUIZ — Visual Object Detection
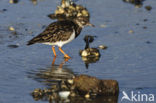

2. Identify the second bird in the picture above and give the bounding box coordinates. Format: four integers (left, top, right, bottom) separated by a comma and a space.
27, 17, 94, 58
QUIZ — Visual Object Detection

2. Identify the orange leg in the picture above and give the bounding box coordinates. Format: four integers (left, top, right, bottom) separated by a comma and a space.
51, 56, 56, 66
52, 46, 57, 57
59, 47, 71, 59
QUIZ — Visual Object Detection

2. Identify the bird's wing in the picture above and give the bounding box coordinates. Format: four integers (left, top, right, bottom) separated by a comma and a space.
27, 21, 74, 45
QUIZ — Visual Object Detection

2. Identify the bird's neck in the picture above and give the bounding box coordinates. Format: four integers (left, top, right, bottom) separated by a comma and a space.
74, 23, 82, 38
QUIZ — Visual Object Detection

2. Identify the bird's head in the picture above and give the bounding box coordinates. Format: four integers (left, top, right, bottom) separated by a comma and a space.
74, 17, 94, 28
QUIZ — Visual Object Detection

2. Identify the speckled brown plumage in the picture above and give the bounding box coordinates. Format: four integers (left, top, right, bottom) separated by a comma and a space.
27, 20, 82, 45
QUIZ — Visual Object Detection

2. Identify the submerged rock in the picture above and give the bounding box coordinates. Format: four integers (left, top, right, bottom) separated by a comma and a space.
31, 74, 119, 101
73, 75, 119, 96
7, 44, 19, 48
145, 5, 152, 11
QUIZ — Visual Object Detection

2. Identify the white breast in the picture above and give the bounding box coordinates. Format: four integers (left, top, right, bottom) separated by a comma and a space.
43, 30, 75, 47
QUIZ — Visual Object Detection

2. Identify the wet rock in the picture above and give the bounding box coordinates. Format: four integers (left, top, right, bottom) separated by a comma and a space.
98, 45, 108, 50
128, 30, 134, 34
48, 0, 89, 21
9, 0, 19, 4
114, 31, 119, 34
2, 9, 7, 12
31, 0, 37, 5
9, 26, 15, 31
100, 24, 107, 28
123, 0, 144, 7
73, 75, 119, 96
67, 79, 74, 84
143, 26, 147, 29
7, 44, 19, 48
85, 93, 90, 99
143, 19, 148, 22
136, 23, 140, 25
146, 41, 151, 44
0, 9, 7, 13
59, 91, 70, 99
31, 73, 118, 101
42, 25, 46, 29
145, 5, 152, 11
32, 88, 44, 100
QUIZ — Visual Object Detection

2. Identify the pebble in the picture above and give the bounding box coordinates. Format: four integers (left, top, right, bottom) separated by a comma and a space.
100, 24, 107, 28
9, 0, 18, 4
146, 41, 151, 44
9, 26, 15, 31
7, 44, 19, 48
143, 26, 147, 29
128, 30, 134, 34
98, 45, 107, 50
145, 6, 152, 11
85, 94, 90, 99
67, 79, 74, 84
59, 91, 70, 98
31, 0, 37, 5
143, 19, 148, 22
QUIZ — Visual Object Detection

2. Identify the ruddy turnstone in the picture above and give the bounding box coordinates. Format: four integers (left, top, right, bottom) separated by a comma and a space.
27, 17, 94, 58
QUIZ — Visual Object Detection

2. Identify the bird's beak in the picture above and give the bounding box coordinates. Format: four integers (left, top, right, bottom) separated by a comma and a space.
86, 22, 95, 27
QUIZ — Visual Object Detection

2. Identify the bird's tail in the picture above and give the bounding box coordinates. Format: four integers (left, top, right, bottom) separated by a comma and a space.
27, 41, 34, 45
27, 37, 39, 45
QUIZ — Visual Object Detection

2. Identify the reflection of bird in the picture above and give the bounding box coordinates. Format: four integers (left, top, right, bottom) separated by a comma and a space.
28, 58, 75, 86
121, 91, 131, 101
27, 17, 94, 58
81, 56, 100, 68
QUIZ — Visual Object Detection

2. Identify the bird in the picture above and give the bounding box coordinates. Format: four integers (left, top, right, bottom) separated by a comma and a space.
27, 17, 94, 59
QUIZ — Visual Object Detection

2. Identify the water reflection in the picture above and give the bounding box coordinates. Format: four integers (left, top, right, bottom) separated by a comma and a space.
28, 57, 118, 103
28, 57, 74, 86
81, 56, 100, 69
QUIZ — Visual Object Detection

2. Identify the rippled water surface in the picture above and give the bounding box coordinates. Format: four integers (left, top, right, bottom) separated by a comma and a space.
0, 0, 156, 103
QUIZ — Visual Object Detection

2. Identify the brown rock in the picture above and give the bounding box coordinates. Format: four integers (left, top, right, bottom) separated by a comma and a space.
73, 75, 119, 96
73, 75, 100, 94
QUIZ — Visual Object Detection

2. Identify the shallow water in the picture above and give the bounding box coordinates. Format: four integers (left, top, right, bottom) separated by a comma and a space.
0, 0, 156, 103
